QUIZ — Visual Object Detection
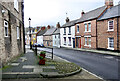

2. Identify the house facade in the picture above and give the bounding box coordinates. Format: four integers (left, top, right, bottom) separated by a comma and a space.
36, 27, 47, 45
74, 0, 114, 49
43, 26, 56, 47
53, 22, 61, 48
60, 18, 76, 48
0, 0, 24, 64
97, 3, 120, 51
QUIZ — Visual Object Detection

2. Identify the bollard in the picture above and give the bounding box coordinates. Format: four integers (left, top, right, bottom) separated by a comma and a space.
52, 48, 53, 59
35, 45, 37, 56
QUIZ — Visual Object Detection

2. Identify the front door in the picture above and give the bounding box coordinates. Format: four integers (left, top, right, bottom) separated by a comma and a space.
73, 38, 75, 48
79, 38, 81, 48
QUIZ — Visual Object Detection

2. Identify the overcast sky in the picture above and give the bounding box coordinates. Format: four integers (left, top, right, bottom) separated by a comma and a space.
24, 0, 119, 27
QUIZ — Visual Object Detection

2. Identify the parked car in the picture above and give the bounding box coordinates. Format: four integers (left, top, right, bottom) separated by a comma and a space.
33, 43, 44, 47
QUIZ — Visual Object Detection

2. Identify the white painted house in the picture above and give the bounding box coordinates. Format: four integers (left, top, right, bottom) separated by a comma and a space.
60, 18, 77, 48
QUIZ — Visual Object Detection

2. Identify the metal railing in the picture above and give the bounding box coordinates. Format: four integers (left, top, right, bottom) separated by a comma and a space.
32, 46, 54, 59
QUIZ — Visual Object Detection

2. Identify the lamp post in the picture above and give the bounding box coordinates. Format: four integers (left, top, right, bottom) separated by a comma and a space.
29, 18, 32, 49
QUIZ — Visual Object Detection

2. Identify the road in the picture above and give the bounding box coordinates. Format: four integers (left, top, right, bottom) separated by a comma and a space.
37, 47, 119, 81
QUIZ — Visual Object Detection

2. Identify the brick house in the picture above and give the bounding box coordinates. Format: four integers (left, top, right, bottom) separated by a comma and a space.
97, 3, 120, 51
43, 26, 56, 47
74, 0, 114, 49
0, 0, 24, 64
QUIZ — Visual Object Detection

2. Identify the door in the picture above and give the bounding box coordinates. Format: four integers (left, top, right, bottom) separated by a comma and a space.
73, 38, 75, 48
79, 38, 81, 48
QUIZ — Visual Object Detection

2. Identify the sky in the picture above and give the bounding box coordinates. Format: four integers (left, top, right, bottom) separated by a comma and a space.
24, 0, 119, 27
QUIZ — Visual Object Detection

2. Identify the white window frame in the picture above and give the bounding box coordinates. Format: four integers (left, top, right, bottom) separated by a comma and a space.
77, 25, 79, 33
68, 27, 71, 34
64, 37, 66, 45
14, 0, 19, 11
108, 38, 114, 50
84, 23, 87, 32
88, 23, 91, 32
68, 37, 71, 46
108, 20, 114, 31
88, 38, 91, 47
4, 20, 8, 37
17, 26, 20, 39
84, 37, 87, 46
64, 28, 66, 34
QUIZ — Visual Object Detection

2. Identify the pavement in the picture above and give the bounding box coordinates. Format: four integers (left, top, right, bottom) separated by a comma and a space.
57, 47, 119, 57
1, 48, 104, 80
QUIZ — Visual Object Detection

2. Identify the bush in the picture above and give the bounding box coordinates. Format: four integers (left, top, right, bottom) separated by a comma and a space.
40, 51, 46, 54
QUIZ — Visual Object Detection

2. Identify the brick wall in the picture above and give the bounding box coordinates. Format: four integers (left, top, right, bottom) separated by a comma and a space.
97, 18, 119, 51
75, 19, 97, 49
43, 35, 53, 47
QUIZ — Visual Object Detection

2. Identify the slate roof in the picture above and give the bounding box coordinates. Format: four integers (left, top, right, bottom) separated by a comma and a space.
61, 20, 77, 28
52, 28, 60, 35
98, 4, 120, 20
76, 6, 107, 23
37, 28, 47, 36
43, 27, 56, 36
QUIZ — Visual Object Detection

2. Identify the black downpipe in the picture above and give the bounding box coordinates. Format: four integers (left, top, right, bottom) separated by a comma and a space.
96, 19, 98, 49
117, 17, 119, 51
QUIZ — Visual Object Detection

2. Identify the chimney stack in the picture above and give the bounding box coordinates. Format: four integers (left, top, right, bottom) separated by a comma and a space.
47, 25, 50, 29
56, 22, 60, 28
105, 0, 113, 9
81, 10, 85, 16
66, 17, 70, 23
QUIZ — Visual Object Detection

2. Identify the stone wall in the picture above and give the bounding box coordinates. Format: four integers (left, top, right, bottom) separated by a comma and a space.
0, 0, 24, 64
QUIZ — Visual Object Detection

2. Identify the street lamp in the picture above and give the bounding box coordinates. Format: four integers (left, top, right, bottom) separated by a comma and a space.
28, 18, 32, 49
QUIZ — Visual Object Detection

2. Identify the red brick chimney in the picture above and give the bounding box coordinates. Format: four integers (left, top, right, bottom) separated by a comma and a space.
105, 0, 113, 9
47, 25, 50, 29
66, 17, 70, 23
56, 22, 60, 28
81, 10, 85, 16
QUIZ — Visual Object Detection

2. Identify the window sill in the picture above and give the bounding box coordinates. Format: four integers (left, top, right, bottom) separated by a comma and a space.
107, 48, 114, 50
4, 36, 9, 37
107, 30, 114, 32
68, 33, 71, 35
63, 34, 66, 35
84, 31, 91, 33
77, 32, 79, 33
68, 44, 71, 46
84, 45, 91, 47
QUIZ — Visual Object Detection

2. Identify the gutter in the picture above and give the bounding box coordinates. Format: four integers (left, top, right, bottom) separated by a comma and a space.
117, 17, 119, 51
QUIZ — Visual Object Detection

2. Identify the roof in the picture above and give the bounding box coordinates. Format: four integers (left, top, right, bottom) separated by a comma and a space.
37, 27, 47, 36
52, 28, 60, 35
98, 4, 120, 20
61, 20, 77, 28
43, 27, 56, 36
76, 6, 107, 23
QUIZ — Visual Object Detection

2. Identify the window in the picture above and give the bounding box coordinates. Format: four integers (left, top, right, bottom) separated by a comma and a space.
85, 37, 87, 45
64, 37, 66, 45
88, 23, 91, 32
17, 27, 20, 39
68, 27, 71, 34
68, 37, 71, 46
108, 20, 114, 31
85, 24, 87, 32
77, 25, 79, 33
108, 38, 114, 50
88, 38, 91, 46
64, 28, 66, 35
14, 0, 19, 11
4, 20, 8, 37
55, 35, 56, 39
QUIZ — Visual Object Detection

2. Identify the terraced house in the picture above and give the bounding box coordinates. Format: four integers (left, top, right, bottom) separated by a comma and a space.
75, 0, 113, 49
0, 0, 24, 64
97, 2, 120, 51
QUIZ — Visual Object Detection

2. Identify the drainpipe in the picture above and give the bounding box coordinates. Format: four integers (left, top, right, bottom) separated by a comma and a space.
22, 0, 25, 53
117, 17, 119, 51
96, 19, 98, 49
